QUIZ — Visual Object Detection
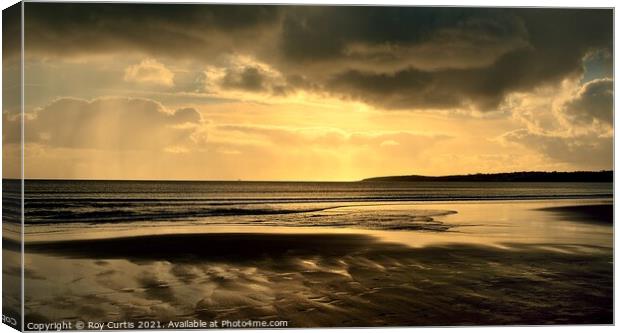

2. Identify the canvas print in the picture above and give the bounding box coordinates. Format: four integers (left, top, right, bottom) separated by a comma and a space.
1, 1, 614, 330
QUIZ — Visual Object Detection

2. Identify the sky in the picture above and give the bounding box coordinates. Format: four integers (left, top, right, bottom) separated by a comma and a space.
2, 3, 614, 180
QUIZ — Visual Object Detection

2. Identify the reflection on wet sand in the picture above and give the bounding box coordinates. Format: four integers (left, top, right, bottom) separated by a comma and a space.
21, 241, 611, 325
16, 200, 613, 326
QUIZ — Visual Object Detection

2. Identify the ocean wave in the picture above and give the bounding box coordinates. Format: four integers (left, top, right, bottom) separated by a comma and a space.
24, 205, 340, 224
24, 193, 612, 208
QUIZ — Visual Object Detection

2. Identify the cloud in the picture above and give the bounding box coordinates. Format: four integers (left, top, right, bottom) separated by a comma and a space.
22, 5, 612, 113
124, 59, 175, 87
501, 129, 612, 169
278, 7, 529, 70
326, 39, 610, 112
505, 76, 613, 136
562, 78, 613, 126
499, 76, 613, 169
199, 55, 308, 98
327, 67, 455, 110
221, 66, 268, 92
277, 8, 612, 111
20, 97, 202, 150
22, 3, 282, 60
215, 124, 451, 149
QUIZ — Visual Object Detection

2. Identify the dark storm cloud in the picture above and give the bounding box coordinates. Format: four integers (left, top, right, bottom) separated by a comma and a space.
327, 44, 593, 110
279, 7, 527, 63
22, 3, 282, 58
22, 4, 613, 112
325, 9, 612, 110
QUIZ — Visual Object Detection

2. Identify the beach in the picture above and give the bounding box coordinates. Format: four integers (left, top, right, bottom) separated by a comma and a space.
10, 195, 613, 327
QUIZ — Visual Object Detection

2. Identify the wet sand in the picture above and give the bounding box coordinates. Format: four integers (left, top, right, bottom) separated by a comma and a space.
538, 204, 613, 224
8, 200, 614, 327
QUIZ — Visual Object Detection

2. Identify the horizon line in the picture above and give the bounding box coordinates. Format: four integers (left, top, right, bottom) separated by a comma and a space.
3, 169, 613, 183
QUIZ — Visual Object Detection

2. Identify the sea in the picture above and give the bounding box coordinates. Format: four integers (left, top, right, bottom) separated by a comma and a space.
12, 180, 611, 233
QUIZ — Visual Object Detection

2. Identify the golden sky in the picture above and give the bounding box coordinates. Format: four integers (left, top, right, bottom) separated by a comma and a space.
2, 4, 613, 180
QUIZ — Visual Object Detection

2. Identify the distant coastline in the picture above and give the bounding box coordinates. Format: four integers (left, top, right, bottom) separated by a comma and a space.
362, 171, 613, 182
4, 170, 613, 183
